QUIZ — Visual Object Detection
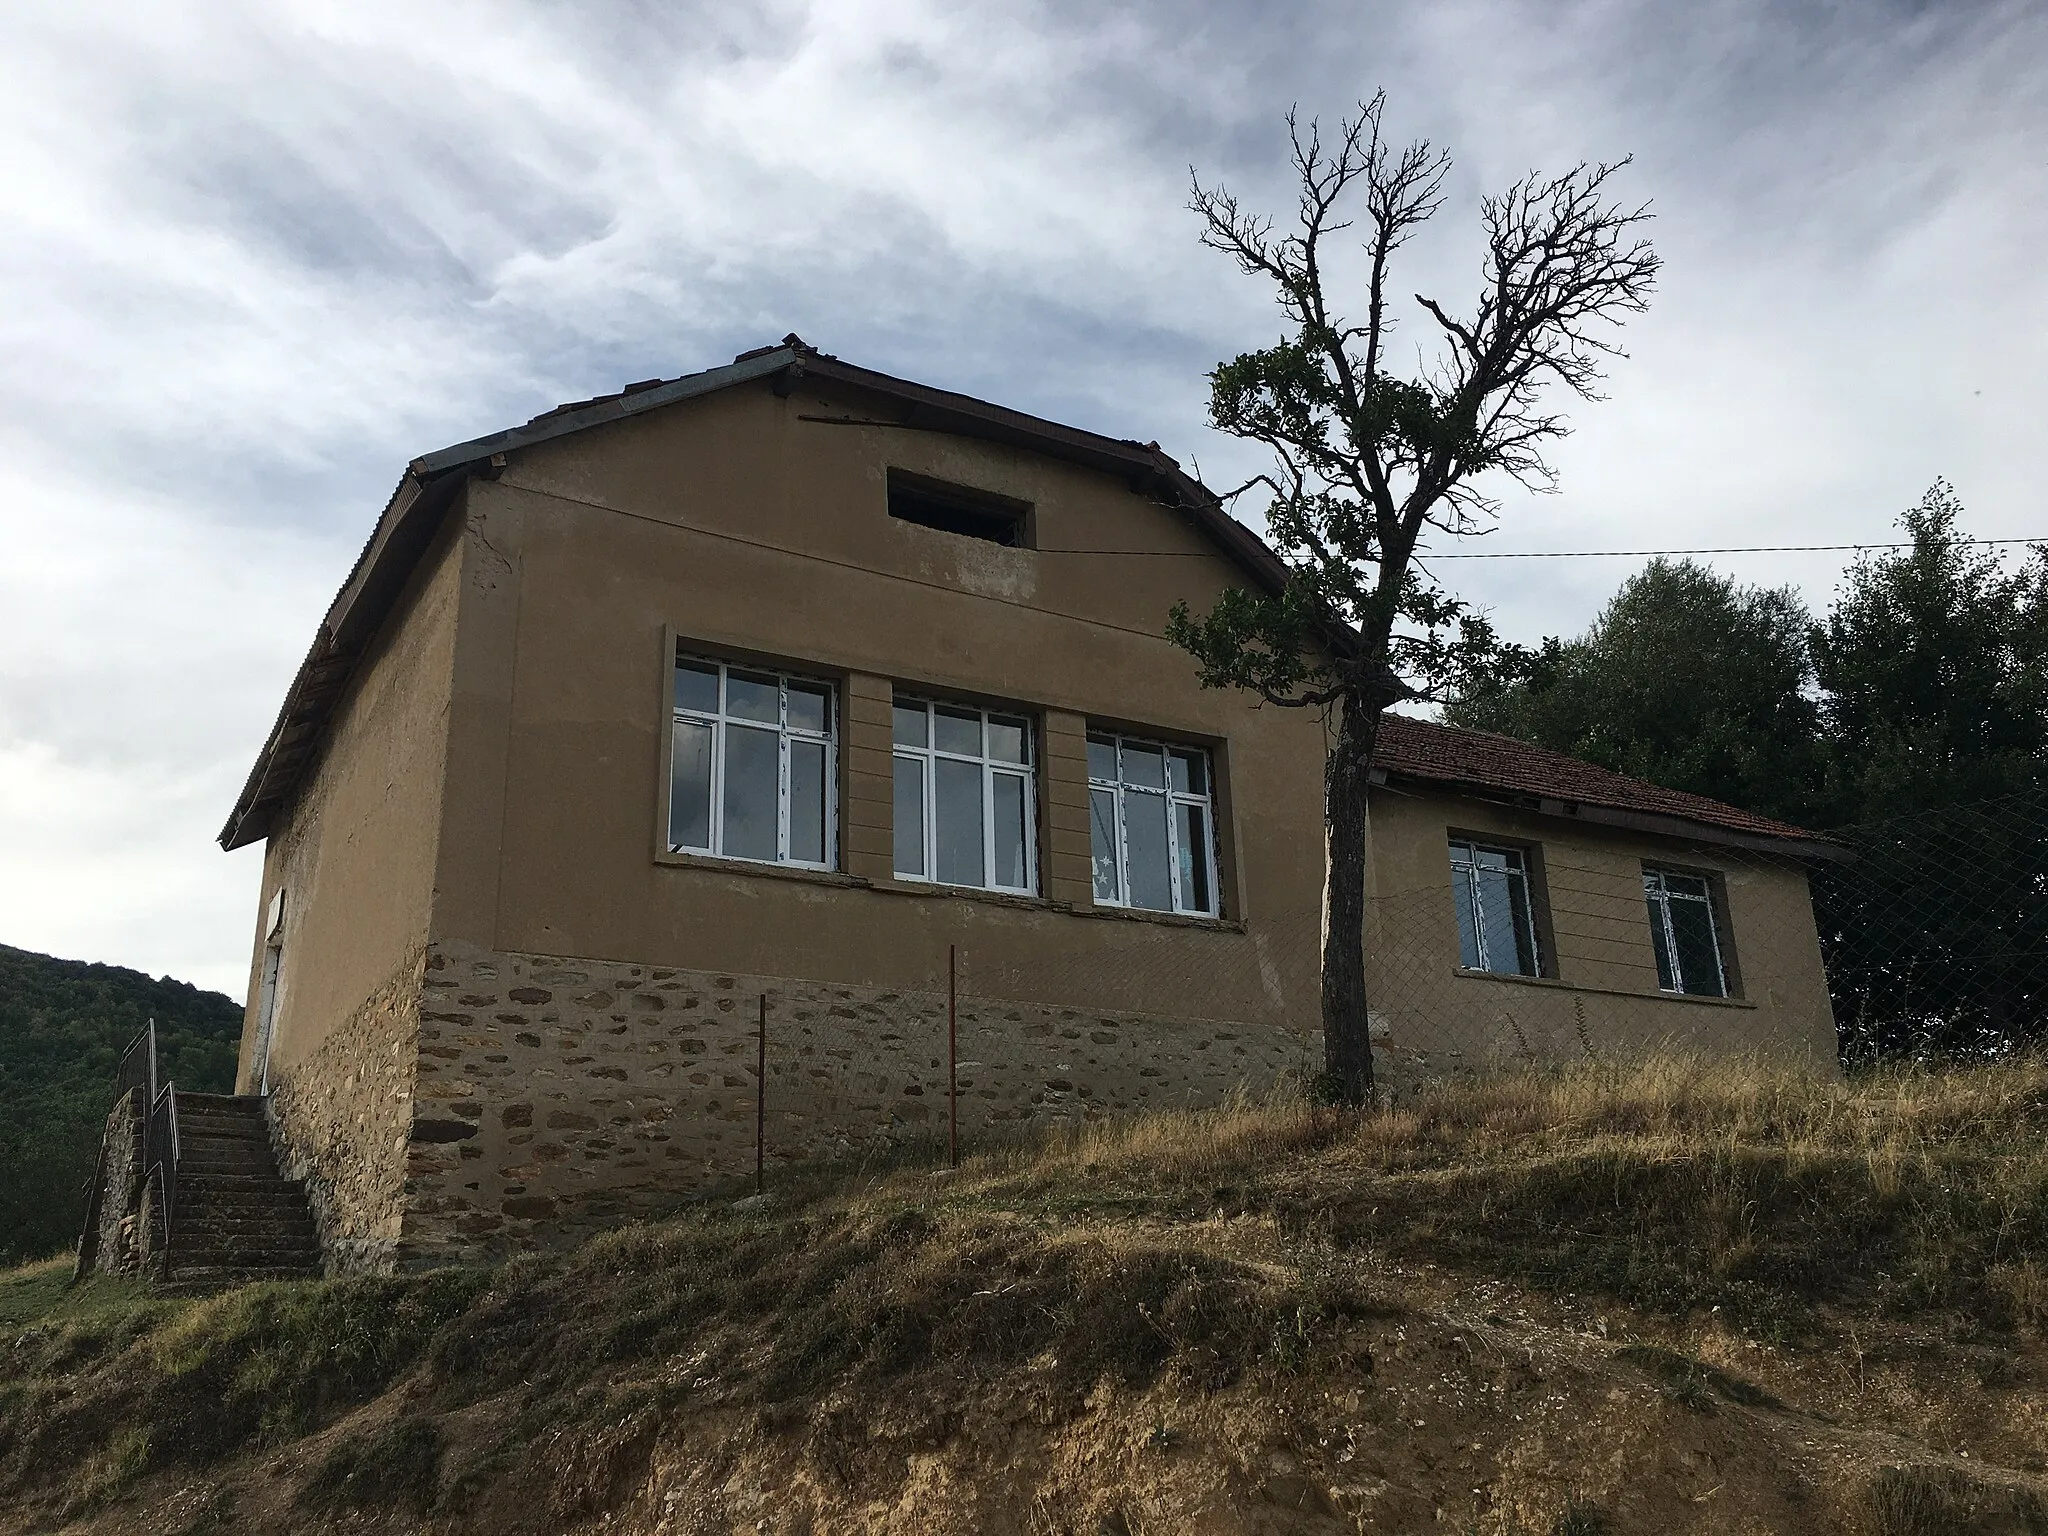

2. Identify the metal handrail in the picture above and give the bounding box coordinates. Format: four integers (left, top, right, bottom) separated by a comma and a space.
113, 1018, 182, 1267
114, 1019, 157, 1111
146, 1084, 181, 1254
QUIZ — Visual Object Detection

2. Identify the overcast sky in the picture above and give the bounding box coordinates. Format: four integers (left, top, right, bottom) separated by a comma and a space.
2, 0, 2042, 997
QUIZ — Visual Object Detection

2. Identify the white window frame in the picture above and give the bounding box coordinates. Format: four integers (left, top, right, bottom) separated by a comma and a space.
669, 655, 838, 871
892, 696, 1038, 895
1448, 838, 1542, 977
1087, 731, 1220, 917
1643, 866, 1730, 997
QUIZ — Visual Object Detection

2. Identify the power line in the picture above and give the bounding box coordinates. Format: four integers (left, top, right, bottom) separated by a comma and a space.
1422, 537, 2044, 559
1036, 536, 2042, 559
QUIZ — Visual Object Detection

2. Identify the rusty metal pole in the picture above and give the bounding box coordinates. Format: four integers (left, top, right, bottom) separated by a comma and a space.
756, 992, 766, 1195
948, 944, 959, 1169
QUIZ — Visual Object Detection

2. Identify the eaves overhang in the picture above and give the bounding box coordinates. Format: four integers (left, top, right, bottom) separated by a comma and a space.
1369, 766, 1856, 864
218, 465, 470, 850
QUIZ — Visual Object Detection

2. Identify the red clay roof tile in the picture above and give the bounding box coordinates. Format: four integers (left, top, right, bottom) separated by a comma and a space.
1372, 715, 1815, 841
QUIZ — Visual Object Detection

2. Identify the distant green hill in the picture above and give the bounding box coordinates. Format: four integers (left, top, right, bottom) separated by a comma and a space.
0, 944, 242, 1266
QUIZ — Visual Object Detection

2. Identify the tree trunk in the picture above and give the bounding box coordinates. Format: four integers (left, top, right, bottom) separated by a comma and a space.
1322, 693, 1382, 1104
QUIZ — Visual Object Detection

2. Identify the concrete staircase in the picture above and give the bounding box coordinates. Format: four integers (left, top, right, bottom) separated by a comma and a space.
165, 1094, 322, 1286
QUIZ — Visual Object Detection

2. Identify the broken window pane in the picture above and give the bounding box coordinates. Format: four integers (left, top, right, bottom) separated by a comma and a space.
1089, 786, 1120, 902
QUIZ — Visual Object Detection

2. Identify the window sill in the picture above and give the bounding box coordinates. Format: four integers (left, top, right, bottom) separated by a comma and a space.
869, 878, 1059, 914
1075, 904, 1246, 934
654, 849, 871, 890
650, 852, 1249, 932
1450, 968, 1757, 1009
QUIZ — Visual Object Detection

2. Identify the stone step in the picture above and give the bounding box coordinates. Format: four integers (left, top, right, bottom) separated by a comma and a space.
180, 1163, 281, 1181
176, 1220, 315, 1245
145, 1097, 321, 1286
175, 1120, 271, 1140
177, 1100, 266, 1118
178, 1193, 312, 1217
172, 1230, 321, 1255
178, 1138, 273, 1158
172, 1251, 321, 1275
179, 1236, 319, 1253
173, 1231, 320, 1254
174, 1122, 271, 1142
179, 1143, 274, 1163
160, 1265, 322, 1292
179, 1147, 279, 1168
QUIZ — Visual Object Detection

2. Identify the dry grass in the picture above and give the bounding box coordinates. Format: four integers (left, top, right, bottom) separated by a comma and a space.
5, 1053, 2047, 1533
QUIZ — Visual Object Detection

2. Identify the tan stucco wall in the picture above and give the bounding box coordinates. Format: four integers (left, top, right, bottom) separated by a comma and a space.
425, 378, 1328, 1025
235, 514, 464, 1263
1361, 784, 1839, 1083
230, 375, 1325, 1260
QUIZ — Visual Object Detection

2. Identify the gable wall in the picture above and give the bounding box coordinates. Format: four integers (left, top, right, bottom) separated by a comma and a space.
392, 379, 1330, 1259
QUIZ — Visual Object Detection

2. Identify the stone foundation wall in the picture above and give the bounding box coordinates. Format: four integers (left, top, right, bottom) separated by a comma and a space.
267, 947, 423, 1274
402, 939, 1311, 1264
78, 1091, 144, 1277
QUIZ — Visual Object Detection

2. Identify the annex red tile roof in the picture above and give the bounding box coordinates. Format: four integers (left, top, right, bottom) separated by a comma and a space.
1371, 714, 1817, 842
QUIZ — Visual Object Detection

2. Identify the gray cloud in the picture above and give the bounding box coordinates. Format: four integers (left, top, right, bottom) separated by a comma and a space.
1, 0, 2041, 993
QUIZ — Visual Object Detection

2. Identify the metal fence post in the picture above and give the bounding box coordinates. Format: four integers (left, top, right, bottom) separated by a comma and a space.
756, 993, 766, 1195
948, 944, 959, 1169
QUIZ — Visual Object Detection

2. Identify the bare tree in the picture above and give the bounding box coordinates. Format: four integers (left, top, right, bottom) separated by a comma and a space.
1168, 94, 1660, 1103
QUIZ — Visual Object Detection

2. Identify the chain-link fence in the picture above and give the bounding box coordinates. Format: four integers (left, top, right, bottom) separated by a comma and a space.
928, 790, 2048, 1120
1812, 790, 2048, 1062
656, 792, 2048, 1191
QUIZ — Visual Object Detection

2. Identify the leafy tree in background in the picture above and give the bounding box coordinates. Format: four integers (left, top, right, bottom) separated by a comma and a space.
1806, 483, 2048, 1056
1449, 481, 2047, 1057
0, 944, 240, 1265
1169, 94, 1658, 1102
1812, 479, 2048, 822
1447, 558, 1820, 826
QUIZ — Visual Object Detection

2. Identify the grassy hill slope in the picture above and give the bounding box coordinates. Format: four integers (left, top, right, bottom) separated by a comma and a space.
4, 1057, 2048, 1534
0, 944, 242, 1266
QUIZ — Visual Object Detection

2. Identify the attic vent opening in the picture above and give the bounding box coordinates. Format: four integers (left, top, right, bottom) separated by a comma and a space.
887, 470, 1033, 548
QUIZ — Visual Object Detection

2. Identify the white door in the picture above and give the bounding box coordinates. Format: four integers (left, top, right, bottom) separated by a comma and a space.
254, 941, 283, 1094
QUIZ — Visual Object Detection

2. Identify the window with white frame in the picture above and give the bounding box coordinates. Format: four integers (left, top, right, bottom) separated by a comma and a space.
892, 697, 1037, 893
1643, 867, 1730, 997
1087, 732, 1218, 916
1449, 839, 1541, 976
669, 656, 836, 869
